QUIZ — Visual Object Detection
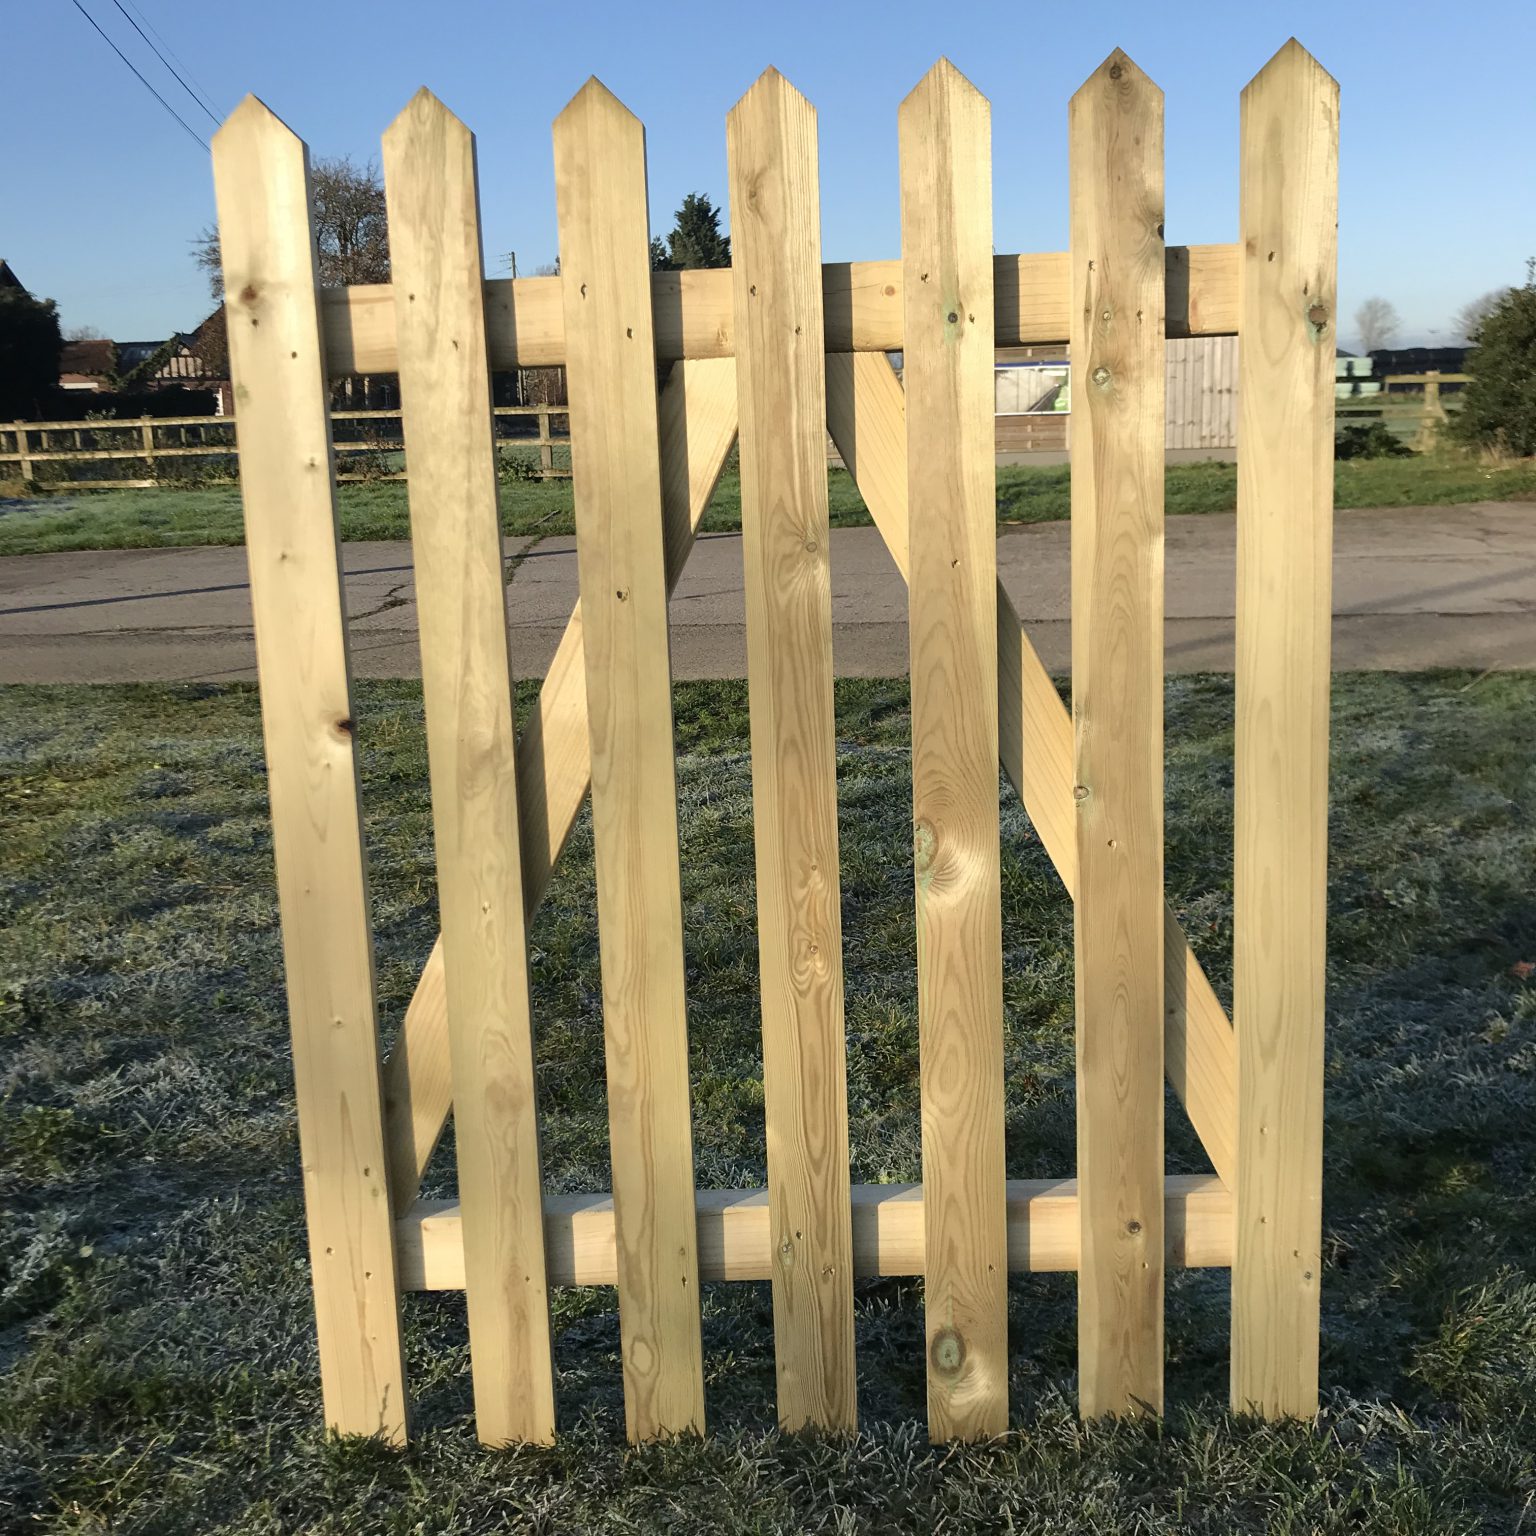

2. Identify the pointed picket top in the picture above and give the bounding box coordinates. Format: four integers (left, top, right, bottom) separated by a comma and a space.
554, 75, 644, 143
211, 93, 316, 325
899, 56, 989, 126
1071, 48, 1162, 110
382, 86, 474, 157
212, 92, 299, 156
729, 64, 814, 123
1244, 37, 1338, 98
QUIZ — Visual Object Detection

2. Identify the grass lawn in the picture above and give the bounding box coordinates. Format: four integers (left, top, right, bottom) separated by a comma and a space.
4, 673, 1536, 1531
2, 452, 1533, 556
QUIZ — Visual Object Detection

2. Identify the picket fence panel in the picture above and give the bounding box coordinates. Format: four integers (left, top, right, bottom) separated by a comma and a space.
214, 41, 1337, 1447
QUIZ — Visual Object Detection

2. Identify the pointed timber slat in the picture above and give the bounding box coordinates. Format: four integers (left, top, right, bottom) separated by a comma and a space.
382, 89, 555, 1446
554, 77, 706, 1441
1068, 49, 1168, 1419
728, 68, 858, 1432
899, 59, 1010, 1443
213, 94, 408, 1443
1232, 38, 1338, 1421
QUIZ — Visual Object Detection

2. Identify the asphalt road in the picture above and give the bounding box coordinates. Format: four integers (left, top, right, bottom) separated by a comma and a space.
1, 502, 1533, 684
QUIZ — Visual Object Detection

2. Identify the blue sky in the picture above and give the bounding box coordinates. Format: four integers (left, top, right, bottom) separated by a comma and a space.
6, 0, 1532, 347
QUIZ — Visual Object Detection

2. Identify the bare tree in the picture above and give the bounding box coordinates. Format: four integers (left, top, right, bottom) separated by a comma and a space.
63, 324, 106, 342
1354, 296, 1400, 354
193, 156, 389, 298
1451, 290, 1508, 345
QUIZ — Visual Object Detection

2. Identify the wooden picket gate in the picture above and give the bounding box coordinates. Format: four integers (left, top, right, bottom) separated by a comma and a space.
214, 40, 1336, 1446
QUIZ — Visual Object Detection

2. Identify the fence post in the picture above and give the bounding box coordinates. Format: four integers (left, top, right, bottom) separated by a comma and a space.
1417, 370, 1444, 449
13, 423, 31, 482
538, 403, 554, 477
1232, 39, 1337, 1420
213, 95, 409, 1443
140, 415, 156, 481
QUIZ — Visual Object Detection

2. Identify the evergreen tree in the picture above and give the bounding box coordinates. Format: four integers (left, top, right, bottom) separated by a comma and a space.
651, 193, 731, 271
1454, 259, 1536, 459
0, 286, 63, 419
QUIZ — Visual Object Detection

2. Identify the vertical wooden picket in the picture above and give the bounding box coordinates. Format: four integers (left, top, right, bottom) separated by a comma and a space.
382, 90, 556, 1446
1068, 51, 1167, 1418
727, 69, 857, 1432
1232, 39, 1338, 1419
553, 78, 706, 1441
898, 59, 1010, 1443
212, 96, 408, 1442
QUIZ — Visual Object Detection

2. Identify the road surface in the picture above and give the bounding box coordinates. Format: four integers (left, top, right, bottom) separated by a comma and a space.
1, 502, 1532, 684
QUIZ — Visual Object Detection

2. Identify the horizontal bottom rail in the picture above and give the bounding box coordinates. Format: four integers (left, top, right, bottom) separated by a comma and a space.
397, 1173, 1230, 1290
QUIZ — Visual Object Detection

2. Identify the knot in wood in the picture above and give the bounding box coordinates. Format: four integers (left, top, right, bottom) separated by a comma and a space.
913, 818, 936, 874
930, 1327, 966, 1376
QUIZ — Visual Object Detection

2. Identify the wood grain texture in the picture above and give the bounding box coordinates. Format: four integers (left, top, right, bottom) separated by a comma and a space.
380, 359, 737, 1216
319, 245, 1240, 374
399, 1175, 1234, 1290
554, 78, 705, 1441
1232, 38, 1337, 1420
382, 90, 554, 1446
899, 60, 1010, 1443
825, 354, 1237, 1192
211, 95, 408, 1443
1069, 50, 1167, 1419
727, 70, 856, 1432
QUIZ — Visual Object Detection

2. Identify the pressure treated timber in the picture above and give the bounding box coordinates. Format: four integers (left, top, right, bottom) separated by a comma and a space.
1232, 39, 1338, 1421
899, 59, 1010, 1444
1069, 51, 1167, 1419
389, 349, 1242, 1230
397, 1175, 1234, 1290
318, 244, 1240, 375
728, 69, 857, 1432
211, 95, 408, 1443
824, 352, 1237, 1192
554, 77, 705, 1441
382, 90, 554, 1446
379, 359, 738, 1215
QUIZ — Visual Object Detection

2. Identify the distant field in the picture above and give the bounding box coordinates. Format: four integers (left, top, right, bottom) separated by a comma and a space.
0, 453, 1532, 556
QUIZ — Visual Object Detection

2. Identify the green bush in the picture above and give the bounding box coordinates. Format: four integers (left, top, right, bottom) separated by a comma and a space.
1335, 419, 1414, 460
1454, 264, 1536, 457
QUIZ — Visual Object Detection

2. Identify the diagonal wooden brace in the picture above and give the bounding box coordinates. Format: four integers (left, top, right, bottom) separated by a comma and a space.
826, 352, 1236, 1186
381, 357, 739, 1213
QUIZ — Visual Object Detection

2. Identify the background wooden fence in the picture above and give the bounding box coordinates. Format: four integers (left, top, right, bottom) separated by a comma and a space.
0, 403, 571, 488
215, 40, 1335, 1448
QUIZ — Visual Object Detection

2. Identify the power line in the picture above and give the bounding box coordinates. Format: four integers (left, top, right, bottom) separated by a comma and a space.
109, 0, 222, 126
69, 0, 208, 151
122, 0, 223, 116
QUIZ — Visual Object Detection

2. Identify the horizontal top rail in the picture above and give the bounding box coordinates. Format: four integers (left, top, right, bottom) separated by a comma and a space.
5, 414, 238, 434
320, 244, 1239, 377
